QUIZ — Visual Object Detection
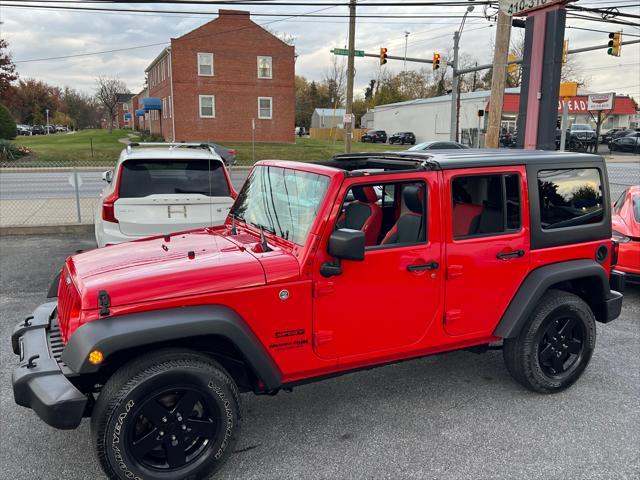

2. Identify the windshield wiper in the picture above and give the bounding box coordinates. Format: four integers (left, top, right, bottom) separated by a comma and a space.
249, 222, 276, 235
250, 222, 273, 252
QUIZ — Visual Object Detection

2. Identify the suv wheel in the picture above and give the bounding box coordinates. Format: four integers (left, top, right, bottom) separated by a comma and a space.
503, 290, 596, 394
91, 350, 241, 480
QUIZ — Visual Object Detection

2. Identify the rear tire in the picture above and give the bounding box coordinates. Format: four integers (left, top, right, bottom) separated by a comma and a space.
503, 290, 596, 394
91, 350, 242, 480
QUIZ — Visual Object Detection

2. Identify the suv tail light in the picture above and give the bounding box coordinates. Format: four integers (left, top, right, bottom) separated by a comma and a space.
611, 239, 619, 267
102, 191, 119, 223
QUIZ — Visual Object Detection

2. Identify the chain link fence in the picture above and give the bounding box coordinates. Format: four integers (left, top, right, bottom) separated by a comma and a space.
1, 132, 638, 229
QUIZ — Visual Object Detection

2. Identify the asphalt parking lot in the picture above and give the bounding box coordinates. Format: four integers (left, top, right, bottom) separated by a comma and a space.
0, 233, 638, 480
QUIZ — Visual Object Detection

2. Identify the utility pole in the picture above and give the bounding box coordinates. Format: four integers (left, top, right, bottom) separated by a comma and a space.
404, 31, 410, 71
344, 0, 357, 154
449, 30, 460, 142
486, 11, 512, 148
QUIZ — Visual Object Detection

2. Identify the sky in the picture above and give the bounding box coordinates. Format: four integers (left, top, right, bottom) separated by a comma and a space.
1, 1, 639, 100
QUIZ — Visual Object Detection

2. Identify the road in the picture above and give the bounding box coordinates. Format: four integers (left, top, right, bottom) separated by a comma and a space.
0, 232, 639, 479
0, 169, 251, 200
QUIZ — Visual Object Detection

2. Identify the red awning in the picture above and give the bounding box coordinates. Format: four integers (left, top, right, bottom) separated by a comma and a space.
486, 93, 637, 115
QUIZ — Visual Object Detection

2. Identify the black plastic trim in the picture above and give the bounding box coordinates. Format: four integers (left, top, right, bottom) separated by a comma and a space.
493, 259, 621, 338
46, 271, 61, 298
61, 305, 283, 390
11, 302, 87, 430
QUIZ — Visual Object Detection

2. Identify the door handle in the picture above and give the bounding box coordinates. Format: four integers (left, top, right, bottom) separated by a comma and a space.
407, 261, 439, 272
496, 250, 525, 260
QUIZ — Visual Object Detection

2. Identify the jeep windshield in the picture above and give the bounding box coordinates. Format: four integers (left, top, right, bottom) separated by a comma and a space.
229, 165, 331, 246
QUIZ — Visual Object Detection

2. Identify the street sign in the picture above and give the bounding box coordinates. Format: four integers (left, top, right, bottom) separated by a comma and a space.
500, 0, 566, 17
587, 93, 615, 111
343, 113, 354, 125
333, 48, 365, 57
68, 173, 83, 189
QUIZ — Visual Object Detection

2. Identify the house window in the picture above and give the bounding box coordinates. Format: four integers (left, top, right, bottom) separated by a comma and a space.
199, 95, 215, 118
123, 104, 128, 111
197, 53, 214, 76
258, 97, 272, 119
168, 96, 172, 118
161, 59, 165, 82
162, 98, 166, 118
257, 56, 272, 79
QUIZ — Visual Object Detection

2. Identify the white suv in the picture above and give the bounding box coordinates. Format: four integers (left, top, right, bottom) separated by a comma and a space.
95, 143, 236, 247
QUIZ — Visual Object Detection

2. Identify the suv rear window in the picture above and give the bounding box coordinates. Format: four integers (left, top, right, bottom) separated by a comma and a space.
537, 168, 603, 229
119, 160, 230, 198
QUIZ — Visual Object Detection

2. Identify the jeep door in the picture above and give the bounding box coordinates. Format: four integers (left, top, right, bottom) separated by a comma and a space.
443, 166, 530, 337
115, 159, 234, 236
312, 173, 443, 360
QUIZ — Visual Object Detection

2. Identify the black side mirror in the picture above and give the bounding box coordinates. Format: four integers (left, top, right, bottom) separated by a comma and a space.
320, 229, 365, 278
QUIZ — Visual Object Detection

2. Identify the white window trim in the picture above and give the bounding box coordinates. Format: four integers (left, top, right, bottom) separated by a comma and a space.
257, 56, 273, 79
258, 96, 273, 120
199, 95, 215, 118
197, 52, 214, 77
161, 59, 165, 82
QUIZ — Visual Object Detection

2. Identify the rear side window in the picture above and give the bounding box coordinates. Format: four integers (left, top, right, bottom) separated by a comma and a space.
119, 160, 230, 198
537, 168, 603, 230
452, 173, 521, 239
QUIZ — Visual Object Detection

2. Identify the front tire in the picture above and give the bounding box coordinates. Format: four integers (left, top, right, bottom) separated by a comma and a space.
91, 350, 241, 480
503, 290, 596, 394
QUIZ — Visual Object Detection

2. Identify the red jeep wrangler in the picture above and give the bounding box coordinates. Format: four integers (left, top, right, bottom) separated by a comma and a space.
12, 151, 625, 480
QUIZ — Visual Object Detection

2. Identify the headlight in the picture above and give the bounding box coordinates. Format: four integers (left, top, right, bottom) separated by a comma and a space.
612, 229, 631, 243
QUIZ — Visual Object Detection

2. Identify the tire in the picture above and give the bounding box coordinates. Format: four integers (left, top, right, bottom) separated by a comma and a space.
91, 350, 242, 480
502, 290, 596, 394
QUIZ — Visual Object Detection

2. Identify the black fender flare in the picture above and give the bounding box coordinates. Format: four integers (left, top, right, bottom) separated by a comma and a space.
493, 259, 614, 339
61, 305, 283, 390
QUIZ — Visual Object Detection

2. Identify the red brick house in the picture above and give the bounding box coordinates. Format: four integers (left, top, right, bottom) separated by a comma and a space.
115, 93, 134, 129
145, 9, 295, 143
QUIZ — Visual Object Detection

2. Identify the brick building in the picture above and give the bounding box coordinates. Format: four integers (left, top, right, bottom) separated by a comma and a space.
144, 9, 295, 143
115, 93, 134, 129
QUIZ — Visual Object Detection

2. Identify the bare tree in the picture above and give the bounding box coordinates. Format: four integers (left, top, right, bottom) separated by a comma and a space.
324, 56, 347, 107
95, 76, 128, 133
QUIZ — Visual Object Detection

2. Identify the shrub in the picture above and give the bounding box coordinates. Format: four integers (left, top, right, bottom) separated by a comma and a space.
0, 139, 31, 161
0, 103, 17, 140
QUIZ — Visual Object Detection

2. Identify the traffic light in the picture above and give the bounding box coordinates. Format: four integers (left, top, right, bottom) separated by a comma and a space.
562, 39, 568, 64
432, 52, 440, 70
608, 32, 622, 57
379, 47, 388, 65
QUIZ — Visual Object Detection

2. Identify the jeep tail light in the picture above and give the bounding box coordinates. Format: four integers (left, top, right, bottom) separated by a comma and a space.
611, 239, 619, 267
228, 149, 236, 156
102, 191, 119, 223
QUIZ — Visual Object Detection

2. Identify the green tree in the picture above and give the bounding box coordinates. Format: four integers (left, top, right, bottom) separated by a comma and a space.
0, 103, 17, 139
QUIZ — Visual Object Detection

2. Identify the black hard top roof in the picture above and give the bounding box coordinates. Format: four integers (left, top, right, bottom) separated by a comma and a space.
328, 149, 604, 172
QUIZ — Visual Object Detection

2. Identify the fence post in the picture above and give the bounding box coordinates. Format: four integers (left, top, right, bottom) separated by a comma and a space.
90, 137, 94, 157
73, 160, 82, 223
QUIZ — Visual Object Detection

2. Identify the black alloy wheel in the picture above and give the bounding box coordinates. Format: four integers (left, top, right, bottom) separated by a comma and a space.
128, 387, 220, 471
537, 316, 586, 379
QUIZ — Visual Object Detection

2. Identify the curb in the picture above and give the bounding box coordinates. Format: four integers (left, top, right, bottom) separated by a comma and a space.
0, 224, 94, 236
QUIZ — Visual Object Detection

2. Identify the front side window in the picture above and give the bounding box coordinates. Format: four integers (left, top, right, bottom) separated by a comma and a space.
258, 97, 272, 119
199, 95, 215, 118
257, 56, 273, 79
538, 168, 603, 230
452, 173, 521, 239
337, 181, 426, 248
229, 166, 330, 246
197, 52, 214, 76
119, 160, 230, 198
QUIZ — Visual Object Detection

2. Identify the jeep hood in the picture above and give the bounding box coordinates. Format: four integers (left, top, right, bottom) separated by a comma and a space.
67, 230, 268, 309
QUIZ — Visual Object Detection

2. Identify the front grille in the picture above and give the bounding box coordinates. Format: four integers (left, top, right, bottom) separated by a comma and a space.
57, 268, 80, 342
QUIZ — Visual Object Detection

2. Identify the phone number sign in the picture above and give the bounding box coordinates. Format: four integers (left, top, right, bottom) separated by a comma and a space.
500, 0, 566, 16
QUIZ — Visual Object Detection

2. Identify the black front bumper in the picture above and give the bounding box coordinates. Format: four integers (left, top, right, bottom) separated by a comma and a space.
11, 302, 87, 430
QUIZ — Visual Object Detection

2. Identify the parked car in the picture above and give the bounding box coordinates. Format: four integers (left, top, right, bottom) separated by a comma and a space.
207, 143, 237, 166
12, 149, 625, 480
55, 125, 68, 133
610, 128, 639, 142
44, 125, 57, 134
612, 186, 640, 283
568, 124, 596, 150
361, 130, 387, 143
407, 140, 468, 151
388, 131, 416, 145
16, 124, 32, 136
30, 125, 45, 135
500, 130, 517, 148
94, 142, 236, 247
600, 128, 624, 144
609, 132, 640, 153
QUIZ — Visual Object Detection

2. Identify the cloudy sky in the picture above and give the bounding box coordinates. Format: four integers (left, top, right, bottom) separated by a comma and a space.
1, 1, 639, 99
